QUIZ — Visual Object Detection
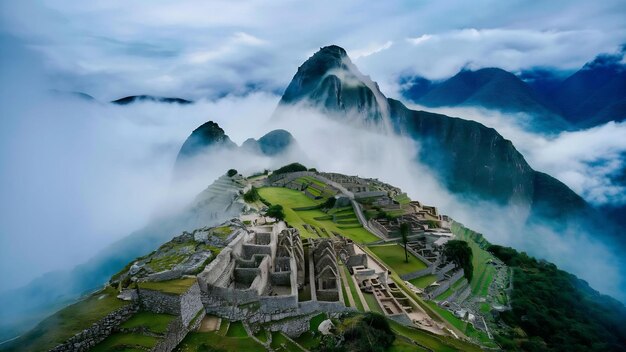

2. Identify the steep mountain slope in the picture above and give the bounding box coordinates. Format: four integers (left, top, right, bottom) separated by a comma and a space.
240, 129, 297, 156
550, 52, 626, 126
279, 45, 389, 122
406, 68, 569, 131
176, 121, 237, 164
279, 45, 605, 231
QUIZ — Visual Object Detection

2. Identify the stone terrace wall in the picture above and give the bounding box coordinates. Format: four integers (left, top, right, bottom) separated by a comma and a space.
427, 269, 464, 299
138, 282, 203, 327
152, 307, 205, 352
180, 282, 204, 327
50, 304, 139, 352
138, 289, 180, 315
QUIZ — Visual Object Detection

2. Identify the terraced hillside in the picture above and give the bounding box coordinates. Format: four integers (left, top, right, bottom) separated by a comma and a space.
257, 187, 379, 243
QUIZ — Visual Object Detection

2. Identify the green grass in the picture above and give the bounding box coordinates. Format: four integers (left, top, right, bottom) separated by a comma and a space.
6, 286, 131, 352
310, 313, 327, 331
217, 320, 230, 336
175, 332, 266, 352
92, 332, 160, 352
270, 331, 304, 351
294, 331, 320, 350
258, 187, 321, 208
138, 277, 196, 295
363, 292, 384, 314
226, 321, 248, 337
388, 319, 483, 352
390, 338, 430, 351
393, 193, 412, 205
120, 311, 176, 334
408, 275, 437, 288
342, 265, 364, 311
211, 225, 233, 239
426, 302, 495, 348
258, 187, 379, 243
453, 223, 497, 297
253, 327, 268, 343
369, 244, 428, 275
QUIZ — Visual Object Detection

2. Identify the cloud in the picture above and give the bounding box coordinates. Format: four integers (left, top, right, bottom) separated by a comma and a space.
1, 0, 625, 100
349, 41, 393, 60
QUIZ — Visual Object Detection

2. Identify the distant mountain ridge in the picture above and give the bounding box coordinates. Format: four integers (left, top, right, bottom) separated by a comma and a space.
111, 95, 193, 105
401, 47, 626, 129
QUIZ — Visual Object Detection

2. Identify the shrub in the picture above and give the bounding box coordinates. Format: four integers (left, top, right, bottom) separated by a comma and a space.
273, 162, 307, 174
321, 197, 336, 209
243, 187, 260, 202
227, 169, 238, 177
265, 204, 285, 221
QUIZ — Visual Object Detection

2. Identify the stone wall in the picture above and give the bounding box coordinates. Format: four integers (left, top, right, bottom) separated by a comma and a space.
354, 191, 387, 199
180, 282, 204, 327
426, 269, 464, 299
264, 314, 311, 338
138, 289, 181, 315
152, 307, 205, 352
49, 304, 138, 352
270, 271, 292, 286
147, 269, 184, 282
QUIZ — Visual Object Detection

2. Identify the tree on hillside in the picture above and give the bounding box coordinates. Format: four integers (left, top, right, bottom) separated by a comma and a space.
227, 169, 238, 177
265, 204, 285, 221
243, 187, 260, 202
443, 240, 473, 282
400, 223, 409, 263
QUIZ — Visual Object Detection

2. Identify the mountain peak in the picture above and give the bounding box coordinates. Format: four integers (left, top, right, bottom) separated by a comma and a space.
278, 44, 389, 122
317, 45, 348, 57
176, 121, 235, 162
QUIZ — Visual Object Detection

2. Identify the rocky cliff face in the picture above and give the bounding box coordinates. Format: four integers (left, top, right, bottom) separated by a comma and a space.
279, 45, 389, 122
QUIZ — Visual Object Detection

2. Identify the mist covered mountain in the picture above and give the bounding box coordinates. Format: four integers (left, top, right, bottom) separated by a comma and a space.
401, 48, 626, 129
111, 95, 193, 105
406, 68, 569, 131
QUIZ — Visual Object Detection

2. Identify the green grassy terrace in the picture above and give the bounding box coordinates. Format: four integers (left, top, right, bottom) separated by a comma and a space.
452, 223, 497, 297
138, 277, 197, 295
120, 311, 176, 334
175, 331, 265, 352
257, 187, 379, 243
368, 244, 428, 275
